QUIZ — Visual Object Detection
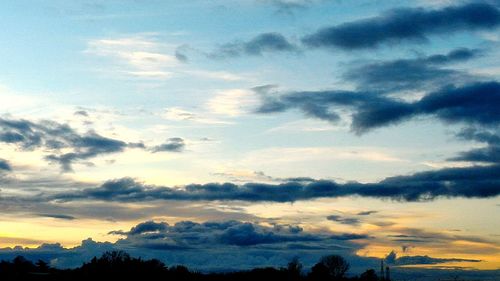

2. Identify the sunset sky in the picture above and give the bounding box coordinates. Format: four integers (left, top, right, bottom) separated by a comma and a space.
0, 0, 499, 278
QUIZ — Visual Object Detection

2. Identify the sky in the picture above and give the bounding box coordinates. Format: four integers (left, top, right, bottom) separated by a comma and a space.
0, 0, 499, 278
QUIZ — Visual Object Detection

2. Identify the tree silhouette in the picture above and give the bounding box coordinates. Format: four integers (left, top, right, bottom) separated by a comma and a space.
310, 255, 350, 280
35, 260, 49, 273
287, 257, 302, 281
359, 269, 378, 281
309, 261, 330, 280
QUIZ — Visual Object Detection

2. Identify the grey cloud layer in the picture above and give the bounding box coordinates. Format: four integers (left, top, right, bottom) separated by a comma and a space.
50, 163, 500, 203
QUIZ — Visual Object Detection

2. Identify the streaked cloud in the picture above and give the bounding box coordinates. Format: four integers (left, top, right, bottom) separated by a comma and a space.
302, 2, 500, 49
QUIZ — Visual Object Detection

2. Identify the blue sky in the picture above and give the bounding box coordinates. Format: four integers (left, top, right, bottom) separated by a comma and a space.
0, 0, 499, 279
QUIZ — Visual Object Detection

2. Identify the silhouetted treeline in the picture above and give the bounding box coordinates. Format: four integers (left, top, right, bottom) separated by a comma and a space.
0, 251, 381, 281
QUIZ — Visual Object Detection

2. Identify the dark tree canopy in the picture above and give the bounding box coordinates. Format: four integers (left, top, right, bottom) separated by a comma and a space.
0, 251, 381, 281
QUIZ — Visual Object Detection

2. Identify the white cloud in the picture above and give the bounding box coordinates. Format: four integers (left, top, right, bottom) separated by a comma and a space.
183, 70, 245, 81
266, 119, 348, 133
85, 34, 178, 79
161, 107, 232, 124
206, 89, 259, 116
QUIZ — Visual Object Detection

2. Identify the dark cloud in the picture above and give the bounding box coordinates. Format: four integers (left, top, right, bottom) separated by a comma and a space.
0, 158, 11, 171
44, 133, 128, 172
74, 110, 89, 117
0, 219, 370, 270
326, 215, 361, 225
256, 81, 500, 134
385, 250, 480, 266
37, 213, 76, 220
0, 118, 128, 172
344, 48, 479, 91
0, 220, 486, 274
449, 127, 500, 163
106, 219, 368, 266
302, 2, 500, 50
210, 32, 298, 59
175, 45, 189, 62
356, 211, 377, 216
329, 233, 370, 240
385, 227, 495, 249
151, 137, 185, 153
266, 0, 316, 15
52, 163, 500, 203
126, 221, 169, 235
0, 117, 186, 171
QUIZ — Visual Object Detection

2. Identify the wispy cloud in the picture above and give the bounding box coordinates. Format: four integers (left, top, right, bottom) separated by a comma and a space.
207, 89, 260, 117
85, 33, 178, 80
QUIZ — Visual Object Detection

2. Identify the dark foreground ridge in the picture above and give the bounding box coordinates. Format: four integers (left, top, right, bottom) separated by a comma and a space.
0, 251, 384, 281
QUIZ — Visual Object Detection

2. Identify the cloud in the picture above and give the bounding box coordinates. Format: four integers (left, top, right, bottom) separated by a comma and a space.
326, 215, 361, 226
85, 34, 178, 79
0, 117, 129, 172
175, 44, 189, 62
161, 107, 231, 125
151, 138, 185, 153
74, 110, 89, 117
0, 220, 485, 272
125, 220, 169, 235
265, 0, 318, 14
0, 219, 366, 269
256, 81, 500, 134
207, 89, 259, 117
51, 163, 500, 203
37, 213, 76, 220
344, 48, 479, 91
302, 2, 500, 49
357, 211, 377, 216
0, 117, 185, 171
209, 32, 298, 59
385, 250, 481, 266
0, 158, 11, 171
449, 127, 500, 163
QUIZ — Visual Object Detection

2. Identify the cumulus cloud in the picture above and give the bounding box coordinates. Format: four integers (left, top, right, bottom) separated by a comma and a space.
0, 220, 368, 269
209, 32, 298, 59
0, 220, 486, 272
302, 2, 500, 49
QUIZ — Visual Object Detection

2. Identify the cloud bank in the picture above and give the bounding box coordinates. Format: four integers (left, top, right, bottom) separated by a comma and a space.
302, 2, 500, 49
49, 163, 500, 203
